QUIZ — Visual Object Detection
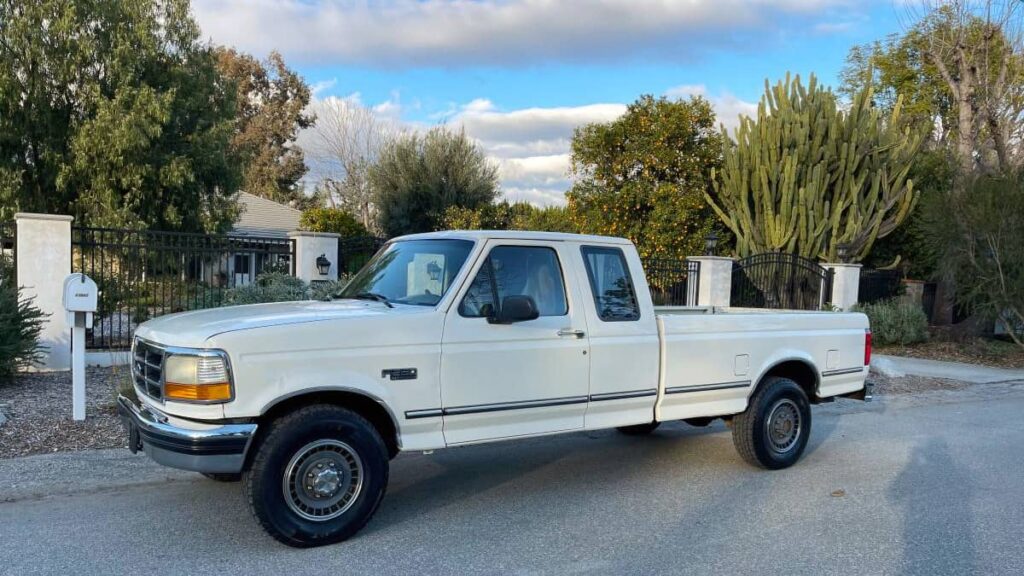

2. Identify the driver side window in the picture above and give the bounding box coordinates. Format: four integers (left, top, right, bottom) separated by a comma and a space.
459, 246, 568, 318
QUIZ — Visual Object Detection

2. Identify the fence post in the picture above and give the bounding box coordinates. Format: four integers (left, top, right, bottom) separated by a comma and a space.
288, 231, 340, 283
686, 256, 734, 307
15, 213, 74, 371
822, 263, 861, 311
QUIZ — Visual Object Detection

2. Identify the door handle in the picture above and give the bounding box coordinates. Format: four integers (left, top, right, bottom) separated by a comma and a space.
557, 329, 586, 338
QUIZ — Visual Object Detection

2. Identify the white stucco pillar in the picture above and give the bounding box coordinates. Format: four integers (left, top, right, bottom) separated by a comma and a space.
15, 213, 74, 371
823, 263, 862, 311
686, 256, 735, 307
288, 231, 340, 283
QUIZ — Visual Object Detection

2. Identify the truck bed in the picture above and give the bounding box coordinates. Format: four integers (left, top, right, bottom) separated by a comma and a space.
653, 307, 869, 422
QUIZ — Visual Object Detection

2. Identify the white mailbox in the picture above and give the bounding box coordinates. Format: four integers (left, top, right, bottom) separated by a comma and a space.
63, 273, 98, 328
63, 273, 98, 421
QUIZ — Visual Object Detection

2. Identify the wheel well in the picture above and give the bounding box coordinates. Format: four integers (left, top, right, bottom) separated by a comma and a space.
760, 360, 820, 403
260, 390, 400, 458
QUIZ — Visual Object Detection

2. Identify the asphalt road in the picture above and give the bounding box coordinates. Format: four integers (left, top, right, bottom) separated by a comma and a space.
2, 383, 1024, 576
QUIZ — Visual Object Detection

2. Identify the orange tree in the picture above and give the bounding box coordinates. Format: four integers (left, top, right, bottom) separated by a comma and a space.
566, 95, 722, 261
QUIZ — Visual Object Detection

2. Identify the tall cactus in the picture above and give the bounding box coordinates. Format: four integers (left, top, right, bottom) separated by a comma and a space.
707, 73, 924, 262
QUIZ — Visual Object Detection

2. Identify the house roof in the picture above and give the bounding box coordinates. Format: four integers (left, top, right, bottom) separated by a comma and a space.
232, 191, 302, 238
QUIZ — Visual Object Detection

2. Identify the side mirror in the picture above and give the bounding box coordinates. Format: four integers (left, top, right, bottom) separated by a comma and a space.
488, 295, 540, 324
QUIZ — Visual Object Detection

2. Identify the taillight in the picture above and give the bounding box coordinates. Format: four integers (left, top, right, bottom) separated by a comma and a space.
864, 329, 873, 366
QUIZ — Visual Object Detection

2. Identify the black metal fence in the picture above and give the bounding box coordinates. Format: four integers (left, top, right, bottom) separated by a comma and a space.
858, 269, 904, 304
731, 252, 834, 310
338, 236, 387, 277
0, 221, 14, 287
644, 258, 700, 306
72, 227, 295, 350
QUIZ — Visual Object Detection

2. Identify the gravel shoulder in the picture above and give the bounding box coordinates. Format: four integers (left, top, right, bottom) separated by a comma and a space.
0, 366, 131, 458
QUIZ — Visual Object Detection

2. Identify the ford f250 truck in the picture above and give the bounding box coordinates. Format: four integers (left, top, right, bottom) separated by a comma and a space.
119, 231, 872, 547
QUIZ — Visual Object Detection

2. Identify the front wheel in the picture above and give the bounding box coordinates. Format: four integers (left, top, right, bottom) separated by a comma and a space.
731, 377, 811, 470
243, 404, 389, 547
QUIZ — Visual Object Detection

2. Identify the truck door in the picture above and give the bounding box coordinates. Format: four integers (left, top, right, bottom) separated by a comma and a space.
440, 240, 591, 445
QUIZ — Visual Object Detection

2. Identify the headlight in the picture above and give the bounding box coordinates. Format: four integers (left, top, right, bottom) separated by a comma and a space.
163, 352, 233, 403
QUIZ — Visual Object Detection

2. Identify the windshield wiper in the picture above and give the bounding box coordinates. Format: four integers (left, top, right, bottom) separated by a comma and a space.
354, 292, 394, 308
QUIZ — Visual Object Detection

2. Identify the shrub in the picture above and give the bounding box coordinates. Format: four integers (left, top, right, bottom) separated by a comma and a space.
0, 284, 47, 378
300, 207, 368, 238
853, 299, 928, 346
921, 172, 1024, 347
222, 272, 346, 305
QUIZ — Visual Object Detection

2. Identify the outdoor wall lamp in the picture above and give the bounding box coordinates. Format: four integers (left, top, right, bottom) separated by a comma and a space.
316, 253, 331, 276
704, 231, 719, 256
837, 243, 851, 263
427, 261, 442, 282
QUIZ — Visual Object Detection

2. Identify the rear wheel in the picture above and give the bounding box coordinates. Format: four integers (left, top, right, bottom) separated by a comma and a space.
243, 404, 389, 547
731, 377, 811, 470
616, 421, 660, 435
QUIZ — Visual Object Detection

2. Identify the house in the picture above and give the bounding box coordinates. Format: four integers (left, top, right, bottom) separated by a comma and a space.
200, 192, 302, 286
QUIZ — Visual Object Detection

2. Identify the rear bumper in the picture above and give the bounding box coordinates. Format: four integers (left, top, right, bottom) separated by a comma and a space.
117, 394, 257, 474
840, 381, 874, 402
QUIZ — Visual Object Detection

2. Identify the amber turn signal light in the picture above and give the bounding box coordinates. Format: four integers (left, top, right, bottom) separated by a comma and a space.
164, 382, 232, 402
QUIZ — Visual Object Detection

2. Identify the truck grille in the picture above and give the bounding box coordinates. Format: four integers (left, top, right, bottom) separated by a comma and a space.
133, 338, 165, 401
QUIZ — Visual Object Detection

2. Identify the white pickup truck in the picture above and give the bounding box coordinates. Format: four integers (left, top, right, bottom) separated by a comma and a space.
119, 231, 871, 547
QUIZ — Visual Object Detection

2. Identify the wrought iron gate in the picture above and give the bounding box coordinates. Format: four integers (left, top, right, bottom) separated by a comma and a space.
731, 252, 833, 310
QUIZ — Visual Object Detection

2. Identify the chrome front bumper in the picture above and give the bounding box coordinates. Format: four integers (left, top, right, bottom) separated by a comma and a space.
117, 395, 258, 474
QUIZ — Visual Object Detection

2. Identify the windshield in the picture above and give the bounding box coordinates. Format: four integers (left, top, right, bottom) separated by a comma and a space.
336, 239, 475, 306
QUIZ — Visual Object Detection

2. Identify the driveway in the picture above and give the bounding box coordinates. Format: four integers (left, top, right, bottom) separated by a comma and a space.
2, 383, 1024, 576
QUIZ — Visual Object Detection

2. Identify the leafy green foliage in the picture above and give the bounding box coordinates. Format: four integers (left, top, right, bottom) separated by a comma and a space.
839, 33, 953, 135
709, 74, 925, 262
920, 172, 1024, 347
853, 299, 928, 346
300, 207, 369, 238
369, 127, 498, 237
0, 0, 241, 231
0, 284, 46, 378
216, 48, 313, 205
222, 272, 342, 306
568, 95, 721, 261
440, 202, 575, 233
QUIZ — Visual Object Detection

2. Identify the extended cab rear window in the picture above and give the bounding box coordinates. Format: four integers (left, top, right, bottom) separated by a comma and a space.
580, 246, 640, 321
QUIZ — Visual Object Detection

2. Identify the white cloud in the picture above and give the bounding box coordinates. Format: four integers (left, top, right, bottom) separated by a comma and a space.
664, 84, 758, 131
299, 90, 757, 207
193, 0, 854, 67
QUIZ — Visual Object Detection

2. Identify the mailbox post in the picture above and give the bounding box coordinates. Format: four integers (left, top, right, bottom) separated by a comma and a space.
63, 274, 98, 421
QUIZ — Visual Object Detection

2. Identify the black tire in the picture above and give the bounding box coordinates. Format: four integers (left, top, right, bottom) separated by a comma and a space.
201, 472, 241, 482
243, 404, 389, 547
732, 377, 811, 470
616, 421, 660, 435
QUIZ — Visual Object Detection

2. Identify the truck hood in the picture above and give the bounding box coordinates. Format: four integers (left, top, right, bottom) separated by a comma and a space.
135, 299, 417, 347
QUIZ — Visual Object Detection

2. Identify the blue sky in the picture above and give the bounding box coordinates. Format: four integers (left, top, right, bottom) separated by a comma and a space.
193, 0, 907, 204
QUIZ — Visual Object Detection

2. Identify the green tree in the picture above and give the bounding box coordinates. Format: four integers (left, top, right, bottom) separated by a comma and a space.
567, 95, 721, 261
0, 0, 241, 231
440, 201, 575, 232
709, 74, 925, 262
840, 3, 1024, 176
922, 171, 1024, 347
369, 127, 498, 237
216, 48, 313, 205
300, 207, 369, 238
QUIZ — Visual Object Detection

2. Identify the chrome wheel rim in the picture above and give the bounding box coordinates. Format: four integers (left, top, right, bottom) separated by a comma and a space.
282, 439, 364, 521
765, 399, 801, 454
